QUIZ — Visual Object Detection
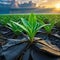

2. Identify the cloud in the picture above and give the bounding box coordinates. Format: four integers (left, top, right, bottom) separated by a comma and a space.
42, 0, 48, 2
0, 1, 11, 4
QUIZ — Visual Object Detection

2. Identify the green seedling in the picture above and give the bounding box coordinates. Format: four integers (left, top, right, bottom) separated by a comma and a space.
10, 13, 48, 42
0, 19, 9, 26
7, 21, 23, 35
39, 19, 57, 34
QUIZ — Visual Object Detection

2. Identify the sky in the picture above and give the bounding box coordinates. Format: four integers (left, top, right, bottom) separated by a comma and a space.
0, 0, 60, 8
14, 0, 60, 8
16, 0, 60, 3
0, 0, 60, 3
18, 0, 60, 8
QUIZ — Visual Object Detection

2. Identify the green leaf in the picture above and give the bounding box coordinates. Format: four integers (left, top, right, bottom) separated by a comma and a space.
39, 19, 56, 34
10, 21, 30, 34
36, 24, 50, 32
29, 13, 37, 29
0, 19, 9, 25
7, 21, 23, 35
21, 18, 32, 33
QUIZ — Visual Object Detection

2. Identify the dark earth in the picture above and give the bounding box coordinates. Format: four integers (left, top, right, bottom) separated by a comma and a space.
0, 24, 60, 60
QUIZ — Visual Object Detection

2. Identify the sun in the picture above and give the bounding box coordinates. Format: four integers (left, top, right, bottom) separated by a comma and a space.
55, 3, 60, 9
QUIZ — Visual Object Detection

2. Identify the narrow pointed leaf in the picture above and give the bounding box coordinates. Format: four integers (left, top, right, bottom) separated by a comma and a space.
10, 21, 29, 34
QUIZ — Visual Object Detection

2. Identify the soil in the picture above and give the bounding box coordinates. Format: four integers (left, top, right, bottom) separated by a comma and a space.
36, 27, 60, 48
0, 25, 60, 60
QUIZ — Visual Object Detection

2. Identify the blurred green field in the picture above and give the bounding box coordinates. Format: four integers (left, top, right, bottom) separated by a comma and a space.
0, 14, 60, 27
0, 14, 60, 21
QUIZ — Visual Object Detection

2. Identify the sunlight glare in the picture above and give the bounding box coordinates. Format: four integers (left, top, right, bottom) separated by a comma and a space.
55, 3, 60, 9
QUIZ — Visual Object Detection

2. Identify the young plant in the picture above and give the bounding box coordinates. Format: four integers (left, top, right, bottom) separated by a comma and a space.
10, 13, 48, 42
39, 19, 56, 34
56, 20, 60, 28
0, 18, 9, 26
7, 21, 23, 35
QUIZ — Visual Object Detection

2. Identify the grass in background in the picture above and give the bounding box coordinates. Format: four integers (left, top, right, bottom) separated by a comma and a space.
0, 14, 60, 27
